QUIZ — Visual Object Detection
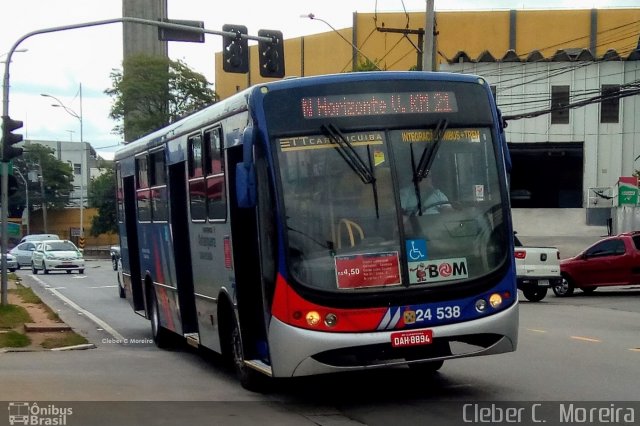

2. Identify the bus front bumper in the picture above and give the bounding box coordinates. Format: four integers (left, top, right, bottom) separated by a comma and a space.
267, 301, 519, 378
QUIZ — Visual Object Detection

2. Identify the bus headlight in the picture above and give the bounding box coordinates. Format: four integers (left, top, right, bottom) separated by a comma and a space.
305, 311, 321, 327
489, 293, 503, 308
324, 313, 338, 327
475, 299, 488, 312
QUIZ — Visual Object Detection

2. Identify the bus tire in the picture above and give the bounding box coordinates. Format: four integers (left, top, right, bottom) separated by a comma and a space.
148, 287, 173, 348
117, 271, 125, 298
228, 311, 266, 392
408, 360, 444, 373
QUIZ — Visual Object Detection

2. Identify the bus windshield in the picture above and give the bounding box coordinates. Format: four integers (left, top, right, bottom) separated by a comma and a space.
277, 125, 508, 292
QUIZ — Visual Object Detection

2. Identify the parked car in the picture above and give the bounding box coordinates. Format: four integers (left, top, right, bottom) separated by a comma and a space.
514, 233, 561, 302
9, 241, 42, 269
556, 231, 640, 296
3, 253, 18, 272
19, 233, 60, 244
110, 245, 121, 271
31, 240, 85, 275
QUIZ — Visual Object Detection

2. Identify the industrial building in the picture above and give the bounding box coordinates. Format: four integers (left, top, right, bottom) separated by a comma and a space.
214, 8, 640, 235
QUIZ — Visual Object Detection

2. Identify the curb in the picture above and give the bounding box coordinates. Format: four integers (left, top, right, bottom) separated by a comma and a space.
50, 343, 97, 351
24, 323, 72, 332
1, 343, 97, 353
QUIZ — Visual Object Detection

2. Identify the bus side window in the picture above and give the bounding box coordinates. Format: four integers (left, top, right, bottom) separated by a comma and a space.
188, 134, 207, 221
150, 150, 168, 222
205, 127, 226, 221
135, 155, 151, 222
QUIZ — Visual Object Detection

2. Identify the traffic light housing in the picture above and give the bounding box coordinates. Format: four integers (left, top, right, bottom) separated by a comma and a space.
2, 116, 24, 162
258, 30, 285, 78
4, 174, 18, 196
222, 24, 249, 73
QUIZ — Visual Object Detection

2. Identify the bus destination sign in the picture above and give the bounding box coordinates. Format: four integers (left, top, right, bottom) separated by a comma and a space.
301, 91, 458, 119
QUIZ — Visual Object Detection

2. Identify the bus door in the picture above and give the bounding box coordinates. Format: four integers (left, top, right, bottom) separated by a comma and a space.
122, 175, 144, 313
168, 162, 198, 335
227, 143, 269, 362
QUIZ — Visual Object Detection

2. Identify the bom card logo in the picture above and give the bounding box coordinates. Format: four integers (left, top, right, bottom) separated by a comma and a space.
408, 257, 468, 284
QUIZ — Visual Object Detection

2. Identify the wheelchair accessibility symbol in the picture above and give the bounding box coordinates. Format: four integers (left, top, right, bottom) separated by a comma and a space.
406, 239, 427, 261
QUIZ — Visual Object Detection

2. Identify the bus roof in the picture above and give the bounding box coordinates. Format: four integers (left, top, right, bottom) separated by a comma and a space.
113, 71, 487, 161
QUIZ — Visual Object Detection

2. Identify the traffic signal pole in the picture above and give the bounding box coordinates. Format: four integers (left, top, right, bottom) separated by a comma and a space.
1, 17, 276, 305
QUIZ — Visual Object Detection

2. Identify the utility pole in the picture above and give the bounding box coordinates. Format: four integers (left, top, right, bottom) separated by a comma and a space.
423, 0, 436, 72
14, 168, 29, 235
37, 160, 47, 233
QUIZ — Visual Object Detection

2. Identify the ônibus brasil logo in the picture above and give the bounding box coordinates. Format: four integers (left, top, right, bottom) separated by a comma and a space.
8, 402, 73, 426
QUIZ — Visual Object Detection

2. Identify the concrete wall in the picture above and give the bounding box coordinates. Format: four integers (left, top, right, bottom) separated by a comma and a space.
512, 208, 607, 258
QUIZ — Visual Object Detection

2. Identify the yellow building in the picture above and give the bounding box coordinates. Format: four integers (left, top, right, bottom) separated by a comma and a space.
215, 8, 640, 100
214, 7, 640, 233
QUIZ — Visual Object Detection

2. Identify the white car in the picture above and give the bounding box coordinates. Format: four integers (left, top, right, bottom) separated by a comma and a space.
31, 240, 85, 274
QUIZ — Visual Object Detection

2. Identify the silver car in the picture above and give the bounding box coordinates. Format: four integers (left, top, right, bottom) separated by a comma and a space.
3, 253, 18, 272
9, 241, 41, 269
31, 240, 85, 274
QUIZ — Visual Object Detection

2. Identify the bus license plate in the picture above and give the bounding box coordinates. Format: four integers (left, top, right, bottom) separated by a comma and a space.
391, 329, 433, 348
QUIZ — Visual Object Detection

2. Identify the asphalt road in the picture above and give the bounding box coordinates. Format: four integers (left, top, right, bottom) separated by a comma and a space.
1, 260, 638, 426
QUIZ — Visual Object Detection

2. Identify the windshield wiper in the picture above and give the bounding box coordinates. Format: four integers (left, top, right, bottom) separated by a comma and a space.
409, 119, 448, 215
321, 124, 381, 218
322, 124, 375, 184
414, 119, 449, 182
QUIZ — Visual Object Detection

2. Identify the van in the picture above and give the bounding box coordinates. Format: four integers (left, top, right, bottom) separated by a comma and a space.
19, 234, 60, 244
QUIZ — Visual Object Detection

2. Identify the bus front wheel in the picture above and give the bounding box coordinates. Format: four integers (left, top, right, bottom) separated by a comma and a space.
228, 311, 266, 392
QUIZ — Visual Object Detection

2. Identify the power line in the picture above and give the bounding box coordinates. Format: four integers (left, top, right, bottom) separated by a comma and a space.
503, 82, 640, 121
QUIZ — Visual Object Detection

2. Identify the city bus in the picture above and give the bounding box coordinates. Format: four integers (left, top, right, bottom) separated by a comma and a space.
114, 71, 518, 390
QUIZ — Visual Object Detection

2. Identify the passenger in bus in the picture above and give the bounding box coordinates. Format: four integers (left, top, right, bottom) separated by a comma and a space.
400, 174, 450, 215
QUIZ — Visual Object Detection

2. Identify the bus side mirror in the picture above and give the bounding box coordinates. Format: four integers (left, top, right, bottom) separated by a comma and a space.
236, 127, 257, 208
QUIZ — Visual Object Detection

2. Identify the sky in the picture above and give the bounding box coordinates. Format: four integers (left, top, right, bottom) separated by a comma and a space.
1, 0, 638, 160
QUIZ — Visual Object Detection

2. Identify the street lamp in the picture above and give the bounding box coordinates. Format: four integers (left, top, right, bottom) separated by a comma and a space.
0, 48, 28, 62
300, 13, 381, 71
40, 83, 84, 241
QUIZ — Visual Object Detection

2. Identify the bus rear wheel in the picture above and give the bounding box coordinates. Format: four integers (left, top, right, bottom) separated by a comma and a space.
149, 288, 173, 348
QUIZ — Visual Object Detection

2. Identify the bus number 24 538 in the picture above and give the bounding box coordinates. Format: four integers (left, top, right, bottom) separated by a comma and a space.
415, 306, 461, 322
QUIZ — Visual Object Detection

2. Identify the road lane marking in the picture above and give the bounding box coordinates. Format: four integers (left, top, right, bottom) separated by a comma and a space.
629, 348, 640, 352
88, 285, 117, 289
31, 276, 126, 342
570, 336, 601, 343
526, 328, 547, 333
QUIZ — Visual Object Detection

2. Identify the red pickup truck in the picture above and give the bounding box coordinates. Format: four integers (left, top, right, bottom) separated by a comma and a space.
555, 231, 640, 296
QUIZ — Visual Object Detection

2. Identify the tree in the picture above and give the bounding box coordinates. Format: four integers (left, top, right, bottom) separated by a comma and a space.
9, 144, 75, 218
105, 54, 218, 141
354, 58, 382, 72
87, 165, 117, 236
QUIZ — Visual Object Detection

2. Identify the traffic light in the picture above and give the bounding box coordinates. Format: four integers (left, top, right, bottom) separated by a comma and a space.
222, 24, 249, 73
4, 174, 18, 196
258, 30, 285, 78
1, 116, 24, 162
